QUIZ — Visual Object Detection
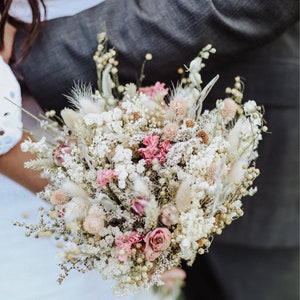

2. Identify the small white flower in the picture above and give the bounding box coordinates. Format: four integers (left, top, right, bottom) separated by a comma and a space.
64, 196, 91, 224
243, 100, 257, 115
189, 57, 202, 73
113, 146, 132, 163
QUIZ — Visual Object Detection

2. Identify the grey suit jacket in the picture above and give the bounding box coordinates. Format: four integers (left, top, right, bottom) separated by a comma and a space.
13, 0, 299, 247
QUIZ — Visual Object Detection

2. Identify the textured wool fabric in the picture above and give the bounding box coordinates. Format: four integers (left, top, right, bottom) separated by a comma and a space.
13, 0, 298, 111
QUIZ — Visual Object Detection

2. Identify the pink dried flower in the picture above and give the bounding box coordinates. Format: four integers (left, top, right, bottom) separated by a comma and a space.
160, 204, 179, 226
139, 82, 169, 101
144, 228, 172, 261
220, 98, 238, 121
127, 231, 143, 244
52, 138, 77, 166
55, 204, 66, 218
115, 232, 143, 262
115, 241, 132, 262
156, 140, 171, 163
162, 123, 179, 141
96, 169, 117, 189
130, 196, 149, 216
139, 135, 171, 164
138, 147, 157, 164
169, 98, 187, 118
159, 140, 171, 152
143, 135, 160, 148
161, 268, 186, 289
138, 135, 159, 164
50, 190, 69, 205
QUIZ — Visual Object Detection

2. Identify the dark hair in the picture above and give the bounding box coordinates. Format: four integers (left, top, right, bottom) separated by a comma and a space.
0, 0, 46, 61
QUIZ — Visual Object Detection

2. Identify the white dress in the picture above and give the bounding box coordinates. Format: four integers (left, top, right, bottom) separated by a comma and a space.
0, 174, 134, 300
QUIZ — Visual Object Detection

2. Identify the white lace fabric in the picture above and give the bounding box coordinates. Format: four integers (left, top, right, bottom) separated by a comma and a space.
0, 56, 23, 155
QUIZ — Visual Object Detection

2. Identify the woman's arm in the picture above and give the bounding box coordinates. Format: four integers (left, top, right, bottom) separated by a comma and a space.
1, 21, 15, 63
0, 21, 48, 193
0, 133, 48, 193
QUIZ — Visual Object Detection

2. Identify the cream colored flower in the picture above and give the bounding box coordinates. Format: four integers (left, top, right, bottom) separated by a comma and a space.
220, 98, 238, 122
162, 122, 179, 141
50, 189, 69, 205
175, 180, 192, 212
83, 212, 105, 235
169, 98, 187, 118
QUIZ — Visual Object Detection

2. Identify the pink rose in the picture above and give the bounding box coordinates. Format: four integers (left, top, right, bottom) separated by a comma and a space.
161, 268, 186, 289
138, 135, 159, 164
127, 231, 143, 244
144, 228, 172, 261
138, 146, 158, 164
159, 204, 179, 226
130, 196, 149, 216
52, 138, 77, 166
156, 140, 171, 163
96, 169, 117, 189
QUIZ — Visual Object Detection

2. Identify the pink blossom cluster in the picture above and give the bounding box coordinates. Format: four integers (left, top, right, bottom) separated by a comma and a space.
138, 135, 171, 165
115, 231, 143, 262
138, 81, 169, 101
52, 138, 77, 166
96, 169, 117, 189
115, 228, 172, 263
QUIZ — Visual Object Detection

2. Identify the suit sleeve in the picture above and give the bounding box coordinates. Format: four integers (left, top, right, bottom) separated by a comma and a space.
101, 0, 299, 83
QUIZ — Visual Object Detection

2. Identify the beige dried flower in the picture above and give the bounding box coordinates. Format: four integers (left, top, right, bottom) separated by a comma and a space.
220, 98, 238, 122
185, 119, 195, 128
131, 111, 142, 122
169, 98, 187, 118
175, 180, 192, 212
50, 190, 69, 205
61, 108, 81, 131
83, 213, 105, 235
196, 130, 209, 144
162, 122, 179, 141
